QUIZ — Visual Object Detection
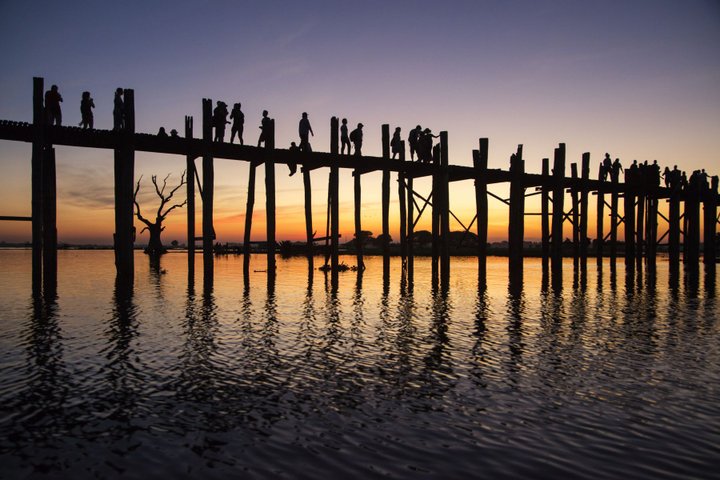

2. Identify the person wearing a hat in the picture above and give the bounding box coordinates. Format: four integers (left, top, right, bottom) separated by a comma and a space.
213, 101, 230, 142
170, 129, 179, 138
350, 123, 364, 156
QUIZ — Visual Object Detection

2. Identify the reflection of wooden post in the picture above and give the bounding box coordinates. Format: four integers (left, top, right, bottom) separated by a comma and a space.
551, 144, 565, 274
541, 157, 550, 270
624, 171, 635, 268
596, 164, 605, 267
31, 77, 45, 291
704, 187, 717, 267
353, 167, 363, 270
475, 139, 489, 280
114, 88, 135, 285
636, 183, 645, 270
571, 163, 579, 268
42, 147, 57, 289
265, 119, 276, 273
684, 191, 700, 265
440, 131, 450, 284
201, 99, 214, 283
646, 196, 658, 268
398, 142, 407, 265
185, 116, 195, 275
382, 124, 390, 276
407, 166, 415, 279
508, 145, 524, 279
330, 117, 339, 280
610, 175, 619, 264
580, 153, 590, 270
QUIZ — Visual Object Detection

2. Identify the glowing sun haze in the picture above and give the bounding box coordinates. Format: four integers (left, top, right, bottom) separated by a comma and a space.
1, 0, 718, 244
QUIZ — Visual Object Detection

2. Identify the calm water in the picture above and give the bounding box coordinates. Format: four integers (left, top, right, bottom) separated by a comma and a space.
0, 250, 718, 479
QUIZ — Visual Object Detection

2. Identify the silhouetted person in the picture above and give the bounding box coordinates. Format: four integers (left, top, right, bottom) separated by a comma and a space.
350, 123, 363, 156
418, 128, 438, 163
113, 88, 125, 130
230, 102, 244, 144
628, 160, 638, 185
170, 129, 179, 138
257, 110, 271, 147
391, 127, 402, 159
157, 127, 168, 137
408, 125, 422, 161
663, 166, 671, 188
78, 91, 94, 129
611, 158, 623, 182
652, 160, 661, 187
45, 84, 63, 126
602, 153, 612, 181
213, 101, 230, 142
299, 112, 314, 152
341, 118, 351, 154
288, 141, 300, 176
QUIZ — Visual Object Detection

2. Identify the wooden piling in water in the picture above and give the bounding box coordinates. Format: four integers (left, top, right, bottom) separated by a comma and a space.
42, 147, 57, 288
431, 144, 440, 283
668, 191, 681, 266
596, 164, 605, 267
407, 161, 415, 280
31, 77, 45, 291
243, 159, 257, 274
440, 131, 450, 284
551, 144, 566, 274
636, 185, 645, 270
474, 139, 489, 281
330, 117, 340, 278
185, 116, 195, 275
382, 124, 390, 276
646, 195, 658, 267
610, 175, 619, 265
684, 191, 700, 265
508, 145, 524, 278
541, 157, 550, 270
201, 98, 214, 283
114, 88, 135, 285
303, 166, 313, 259
580, 153, 590, 269
704, 186, 718, 267
353, 166, 363, 270
398, 142, 407, 265
265, 119, 276, 273
571, 163, 580, 268
623, 172, 636, 269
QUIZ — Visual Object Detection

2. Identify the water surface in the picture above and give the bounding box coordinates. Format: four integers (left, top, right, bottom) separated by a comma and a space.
1, 251, 718, 479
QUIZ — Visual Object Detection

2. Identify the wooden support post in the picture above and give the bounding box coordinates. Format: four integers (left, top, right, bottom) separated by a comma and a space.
508, 145, 524, 280
668, 191, 681, 267
303, 166, 313, 259
475, 139, 489, 281
114, 88, 135, 285
580, 153, 590, 270
551, 144, 566, 274
185, 116, 195, 275
596, 164, 605, 267
571, 163, 580, 267
646, 196, 658, 268
31, 77, 45, 291
610, 174, 619, 265
330, 117, 340, 280
201, 98, 214, 284
265, 119, 276, 273
636, 185, 645, 270
398, 142, 407, 265
407, 166, 415, 280
382, 124, 390, 276
624, 171, 635, 268
431, 144, 440, 283
440, 131, 450, 284
243, 160, 257, 274
541, 157, 550, 270
684, 190, 701, 265
354, 167, 363, 270
42, 147, 57, 291
704, 186, 718, 267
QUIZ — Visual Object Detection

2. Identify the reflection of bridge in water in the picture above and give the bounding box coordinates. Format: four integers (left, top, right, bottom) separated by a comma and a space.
1, 77, 718, 294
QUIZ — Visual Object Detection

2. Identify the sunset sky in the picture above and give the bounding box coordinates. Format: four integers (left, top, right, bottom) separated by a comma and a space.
1, 0, 719, 245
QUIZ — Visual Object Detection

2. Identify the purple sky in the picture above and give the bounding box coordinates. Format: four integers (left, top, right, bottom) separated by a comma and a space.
1, 0, 719, 243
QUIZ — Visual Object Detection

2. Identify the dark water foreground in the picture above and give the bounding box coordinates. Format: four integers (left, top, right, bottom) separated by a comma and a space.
0, 251, 718, 479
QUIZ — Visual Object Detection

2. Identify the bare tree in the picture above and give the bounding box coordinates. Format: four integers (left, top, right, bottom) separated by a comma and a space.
134, 171, 187, 257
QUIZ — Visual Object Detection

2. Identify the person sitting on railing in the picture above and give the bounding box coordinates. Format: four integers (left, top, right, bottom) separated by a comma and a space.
288, 142, 300, 176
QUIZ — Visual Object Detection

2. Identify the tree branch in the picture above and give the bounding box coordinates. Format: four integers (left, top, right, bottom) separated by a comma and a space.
133, 175, 153, 228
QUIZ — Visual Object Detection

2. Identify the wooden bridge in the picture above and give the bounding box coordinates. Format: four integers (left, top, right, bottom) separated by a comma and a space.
1, 78, 718, 293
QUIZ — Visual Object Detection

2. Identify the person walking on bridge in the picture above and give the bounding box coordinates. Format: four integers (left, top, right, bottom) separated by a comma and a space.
350, 123, 364, 156
45, 84, 63, 126
230, 103, 244, 144
341, 118, 351, 155
299, 112, 314, 152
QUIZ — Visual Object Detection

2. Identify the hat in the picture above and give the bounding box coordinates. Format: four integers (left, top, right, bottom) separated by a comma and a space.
358, 123, 364, 128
